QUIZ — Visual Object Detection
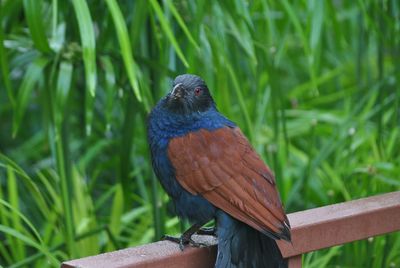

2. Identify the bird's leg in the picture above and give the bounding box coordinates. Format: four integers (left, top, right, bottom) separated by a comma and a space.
163, 223, 208, 251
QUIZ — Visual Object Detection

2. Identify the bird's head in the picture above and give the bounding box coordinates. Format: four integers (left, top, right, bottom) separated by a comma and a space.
164, 74, 215, 115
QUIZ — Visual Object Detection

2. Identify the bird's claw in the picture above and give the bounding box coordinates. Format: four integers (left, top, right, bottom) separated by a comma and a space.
162, 235, 180, 244
162, 235, 207, 251
162, 235, 189, 251
196, 226, 217, 236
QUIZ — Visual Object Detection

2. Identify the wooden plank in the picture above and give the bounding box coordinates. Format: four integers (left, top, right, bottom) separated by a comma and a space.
61, 235, 217, 268
61, 191, 400, 268
277, 191, 400, 257
288, 255, 302, 268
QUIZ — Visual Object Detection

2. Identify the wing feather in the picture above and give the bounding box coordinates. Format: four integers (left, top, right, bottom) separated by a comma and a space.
168, 127, 290, 240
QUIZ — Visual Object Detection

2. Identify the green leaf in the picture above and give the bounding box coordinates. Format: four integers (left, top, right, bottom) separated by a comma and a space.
107, 184, 124, 251
55, 61, 73, 126
0, 6, 15, 106
105, 0, 142, 102
7, 167, 25, 260
13, 57, 48, 137
0, 153, 51, 217
149, 0, 189, 67
0, 198, 44, 246
100, 56, 116, 132
226, 14, 256, 63
226, 63, 253, 142
309, 1, 324, 50
166, 0, 199, 50
22, 0, 52, 53
71, 0, 97, 97
0, 225, 59, 267
281, 0, 317, 90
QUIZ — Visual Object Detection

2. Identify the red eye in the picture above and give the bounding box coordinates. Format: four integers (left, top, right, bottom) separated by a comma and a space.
194, 87, 202, 96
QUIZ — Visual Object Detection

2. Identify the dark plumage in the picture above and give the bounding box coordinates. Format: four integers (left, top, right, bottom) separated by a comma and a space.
147, 74, 290, 268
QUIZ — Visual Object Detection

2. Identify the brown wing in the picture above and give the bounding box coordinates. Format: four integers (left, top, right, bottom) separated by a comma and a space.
167, 126, 290, 240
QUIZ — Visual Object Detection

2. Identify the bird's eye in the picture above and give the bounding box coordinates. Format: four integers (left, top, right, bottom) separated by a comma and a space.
194, 87, 202, 96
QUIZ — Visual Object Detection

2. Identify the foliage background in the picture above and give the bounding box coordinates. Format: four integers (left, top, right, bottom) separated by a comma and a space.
0, 0, 399, 267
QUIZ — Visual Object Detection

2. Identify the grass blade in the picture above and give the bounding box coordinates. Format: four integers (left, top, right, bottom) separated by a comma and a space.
22, 0, 52, 53
166, 0, 199, 50
309, 1, 324, 51
0, 225, 59, 267
0, 6, 15, 106
6, 167, 25, 261
105, 0, 143, 103
71, 0, 96, 135
12, 57, 48, 137
226, 63, 253, 141
281, 0, 317, 91
0, 198, 44, 246
149, 0, 189, 67
71, 0, 97, 97
53, 120, 76, 257
54, 61, 73, 126
109, 184, 123, 234
100, 56, 116, 134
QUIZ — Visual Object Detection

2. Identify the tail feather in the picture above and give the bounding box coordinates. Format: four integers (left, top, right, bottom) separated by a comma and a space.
215, 211, 288, 268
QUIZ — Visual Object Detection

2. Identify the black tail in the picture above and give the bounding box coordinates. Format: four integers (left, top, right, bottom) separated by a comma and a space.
215, 211, 288, 268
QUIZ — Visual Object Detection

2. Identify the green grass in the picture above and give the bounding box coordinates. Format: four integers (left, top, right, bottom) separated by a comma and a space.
0, 0, 399, 267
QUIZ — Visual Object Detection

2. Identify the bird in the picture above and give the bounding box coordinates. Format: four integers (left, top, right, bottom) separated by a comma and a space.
147, 74, 291, 268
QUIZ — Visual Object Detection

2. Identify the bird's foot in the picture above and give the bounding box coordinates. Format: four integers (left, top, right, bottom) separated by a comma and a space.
163, 234, 207, 251
162, 222, 211, 250
196, 226, 217, 236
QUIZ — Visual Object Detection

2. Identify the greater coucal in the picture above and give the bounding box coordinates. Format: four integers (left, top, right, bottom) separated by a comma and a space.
147, 74, 291, 268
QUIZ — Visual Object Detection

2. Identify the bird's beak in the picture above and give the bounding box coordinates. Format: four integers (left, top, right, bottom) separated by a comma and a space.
171, 83, 184, 99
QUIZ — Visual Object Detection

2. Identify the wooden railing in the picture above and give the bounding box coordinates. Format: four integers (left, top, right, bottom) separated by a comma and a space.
61, 191, 400, 268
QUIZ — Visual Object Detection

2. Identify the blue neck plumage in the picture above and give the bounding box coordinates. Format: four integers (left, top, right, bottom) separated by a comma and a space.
148, 99, 236, 140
